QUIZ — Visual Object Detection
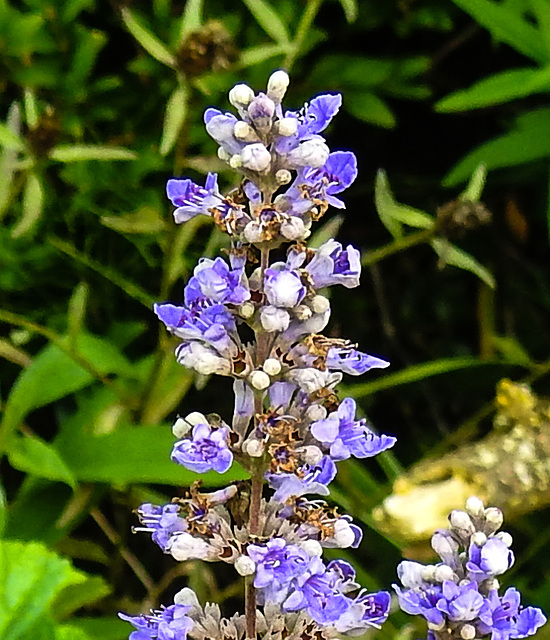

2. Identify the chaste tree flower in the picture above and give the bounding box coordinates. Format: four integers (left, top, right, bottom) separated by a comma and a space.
118, 70, 545, 640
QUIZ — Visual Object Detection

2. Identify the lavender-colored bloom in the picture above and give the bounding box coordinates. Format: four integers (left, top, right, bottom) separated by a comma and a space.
326, 347, 389, 376
394, 582, 445, 626
134, 503, 186, 552
154, 302, 236, 340
467, 538, 514, 582
478, 588, 547, 640
119, 603, 193, 640
204, 108, 244, 155
268, 381, 297, 410
310, 397, 396, 461
436, 580, 484, 622
172, 423, 233, 474
334, 590, 392, 634
184, 257, 250, 306
306, 240, 361, 289
167, 173, 235, 224
266, 455, 337, 501
175, 341, 231, 376
302, 151, 358, 209
248, 538, 310, 598
264, 268, 306, 308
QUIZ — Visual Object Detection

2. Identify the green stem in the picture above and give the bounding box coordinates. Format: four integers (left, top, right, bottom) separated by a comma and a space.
361, 228, 435, 267
284, 0, 323, 71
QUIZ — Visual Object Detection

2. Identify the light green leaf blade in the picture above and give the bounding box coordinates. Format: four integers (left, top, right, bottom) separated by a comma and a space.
49, 145, 137, 162
11, 171, 44, 238
459, 163, 487, 202
436, 66, 550, 112
24, 87, 39, 129
0, 121, 26, 151
8, 435, 76, 487
159, 84, 189, 156
337, 0, 358, 22
60, 617, 129, 640
451, 0, 548, 64
179, 0, 203, 40
240, 0, 290, 44
431, 238, 495, 288
491, 335, 532, 365
120, 7, 176, 67
51, 575, 111, 618
239, 43, 289, 67
346, 91, 396, 129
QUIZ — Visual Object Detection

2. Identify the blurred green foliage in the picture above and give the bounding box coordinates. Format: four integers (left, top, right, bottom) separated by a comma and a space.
1, 0, 550, 639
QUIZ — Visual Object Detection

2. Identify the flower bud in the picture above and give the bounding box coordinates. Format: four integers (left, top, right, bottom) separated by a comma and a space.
461, 624, 476, 640
277, 117, 298, 136
267, 69, 290, 102
434, 564, 455, 583
260, 306, 290, 332
229, 154, 243, 169
311, 294, 330, 314
421, 565, 436, 582
170, 533, 213, 561
294, 304, 312, 321
305, 404, 327, 421
449, 509, 475, 537
471, 531, 487, 547
241, 143, 271, 171
496, 531, 513, 547
244, 221, 263, 244
174, 587, 201, 609
280, 217, 306, 240
217, 147, 231, 162
235, 555, 256, 576
288, 138, 330, 168
484, 507, 504, 531
465, 496, 485, 517
229, 83, 254, 108
244, 438, 265, 457
249, 370, 270, 390
239, 301, 255, 319
234, 121, 259, 142
301, 539, 323, 557
333, 519, 356, 548
172, 417, 191, 438
428, 620, 446, 631
275, 169, 292, 185
263, 358, 281, 376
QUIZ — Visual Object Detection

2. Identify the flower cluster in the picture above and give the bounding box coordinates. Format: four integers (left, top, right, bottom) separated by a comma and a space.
394, 497, 546, 640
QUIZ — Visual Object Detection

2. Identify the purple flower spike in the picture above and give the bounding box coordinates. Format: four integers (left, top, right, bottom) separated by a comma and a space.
172, 423, 233, 474
311, 397, 396, 461
306, 240, 361, 289
326, 347, 389, 375
119, 603, 193, 640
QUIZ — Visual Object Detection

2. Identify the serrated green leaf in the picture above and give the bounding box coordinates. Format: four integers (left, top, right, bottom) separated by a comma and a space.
0, 540, 85, 640
451, 0, 549, 64
7, 435, 76, 487
11, 171, 44, 238
160, 84, 189, 156
49, 145, 137, 162
120, 7, 176, 67
375, 169, 435, 239
431, 238, 495, 288
459, 163, 487, 202
436, 66, 550, 112
444, 108, 550, 185
240, 0, 290, 44
346, 91, 396, 128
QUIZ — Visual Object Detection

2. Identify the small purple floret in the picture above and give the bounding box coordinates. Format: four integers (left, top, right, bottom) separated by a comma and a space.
172, 423, 233, 474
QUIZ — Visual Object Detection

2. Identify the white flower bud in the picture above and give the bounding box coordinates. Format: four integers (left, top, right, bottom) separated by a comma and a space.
465, 496, 485, 517
277, 117, 298, 136
235, 555, 256, 576
185, 411, 207, 426
486, 578, 500, 591
174, 587, 201, 609
263, 358, 281, 376
496, 531, 513, 547
244, 438, 265, 457
294, 304, 312, 321
484, 507, 504, 529
172, 417, 191, 438
461, 624, 476, 640
428, 620, 446, 631
234, 121, 259, 142
281, 217, 306, 240
305, 404, 327, 421
471, 531, 487, 547
288, 138, 330, 168
260, 306, 290, 332
217, 147, 231, 162
249, 370, 270, 390
311, 294, 330, 314
229, 154, 243, 169
333, 519, 356, 548
421, 565, 436, 582
301, 539, 323, 557
241, 143, 271, 171
229, 83, 255, 108
239, 301, 255, 319
449, 509, 474, 534
300, 445, 323, 465
267, 69, 290, 102
275, 169, 292, 185
434, 565, 455, 583
243, 221, 263, 243
170, 533, 213, 561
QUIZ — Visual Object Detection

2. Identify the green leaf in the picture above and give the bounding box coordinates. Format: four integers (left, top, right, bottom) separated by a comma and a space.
67, 282, 89, 344
431, 238, 496, 288
459, 163, 487, 202
0, 540, 86, 640
51, 575, 111, 618
346, 357, 500, 397
337, 0, 358, 22
444, 108, 550, 185
49, 145, 137, 162
56, 423, 248, 486
60, 617, 129, 640
346, 91, 396, 128
54, 625, 92, 640
7, 435, 76, 487
436, 66, 550, 112
239, 43, 289, 67
375, 169, 435, 239
23, 87, 39, 129
11, 171, 44, 238
66, 27, 108, 91
159, 84, 189, 156
451, 0, 549, 64
179, 0, 203, 40
0, 484, 6, 537
0, 121, 26, 152
491, 335, 532, 365
120, 7, 176, 67
240, 0, 290, 44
